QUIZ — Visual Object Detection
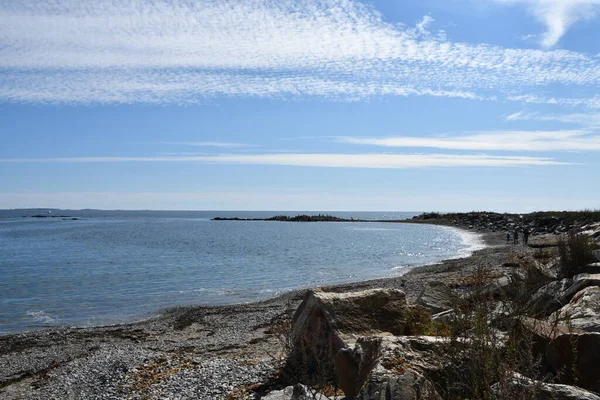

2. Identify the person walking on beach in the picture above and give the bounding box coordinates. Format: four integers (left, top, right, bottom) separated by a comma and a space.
513, 230, 519, 244
506, 232, 511, 243
523, 228, 530, 245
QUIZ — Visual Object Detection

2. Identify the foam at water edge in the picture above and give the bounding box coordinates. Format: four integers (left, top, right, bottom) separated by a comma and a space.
447, 226, 487, 259
26, 310, 56, 325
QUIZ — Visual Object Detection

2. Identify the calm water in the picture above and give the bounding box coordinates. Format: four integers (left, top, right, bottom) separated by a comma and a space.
0, 210, 484, 335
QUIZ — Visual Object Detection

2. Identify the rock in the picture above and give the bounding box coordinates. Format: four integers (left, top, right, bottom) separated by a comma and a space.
288, 289, 407, 396
480, 275, 520, 299
491, 371, 600, 400
546, 332, 600, 393
334, 337, 382, 400
593, 249, 600, 261
511, 317, 576, 372
551, 286, 600, 332
431, 309, 455, 324
527, 279, 572, 318
262, 384, 324, 400
362, 369, 442, 400
581, 262, 600, 274
416, 281, 456, 314
558, 274, 600, 306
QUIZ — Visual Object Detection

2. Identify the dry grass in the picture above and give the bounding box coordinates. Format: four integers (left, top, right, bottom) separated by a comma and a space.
557, 232, 596, 278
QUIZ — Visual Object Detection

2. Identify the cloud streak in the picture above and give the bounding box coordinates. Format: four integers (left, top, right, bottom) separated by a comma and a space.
492, 0, 600, 48
0, 0, 599, 104
504, 111, 600, 126
337, 129, 600, 151
0, 153, 569, 168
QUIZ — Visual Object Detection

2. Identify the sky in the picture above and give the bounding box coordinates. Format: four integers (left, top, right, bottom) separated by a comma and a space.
1, 0, 600, 212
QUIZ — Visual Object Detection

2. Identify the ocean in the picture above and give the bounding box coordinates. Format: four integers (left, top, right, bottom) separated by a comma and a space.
0, 210, 484, 335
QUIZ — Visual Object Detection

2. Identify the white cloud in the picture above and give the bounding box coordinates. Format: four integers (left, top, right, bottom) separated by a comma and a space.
0, 0, 599, 104
162, 142, 253, 148
504, 111, 600, 126
0, 153, 568, 168
493, 0, 600, 48
336, 129, 600, 151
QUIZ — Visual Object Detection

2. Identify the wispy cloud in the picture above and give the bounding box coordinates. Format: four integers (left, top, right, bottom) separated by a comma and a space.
336, 129, 600, 151
504, 111, 600, 126
0, 0, 599, 104
492, 0, 600, 48
162, 141, 253, 148
0, 153, 568, 168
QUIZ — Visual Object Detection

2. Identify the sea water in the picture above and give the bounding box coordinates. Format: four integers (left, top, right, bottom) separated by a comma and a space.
0, 210, 484, 334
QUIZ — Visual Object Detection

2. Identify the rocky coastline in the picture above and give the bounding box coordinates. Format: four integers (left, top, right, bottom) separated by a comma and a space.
2, 212, 600, 399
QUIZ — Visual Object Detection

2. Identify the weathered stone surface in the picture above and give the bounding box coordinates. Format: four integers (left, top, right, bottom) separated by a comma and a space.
334, 337, 382, 400
416, 281, 456, 314
291, 289, 408, 342
288, 289, 407, 397
558, 274, 600, 306
527, 279, 572, 318
491, 372, 600, 400
546, 332, 600, 393
551, 286, 600, 332
262, 384, 325, 400
362, 369, 442, 400
480, 275, 521, 299
511, 317, 577, 372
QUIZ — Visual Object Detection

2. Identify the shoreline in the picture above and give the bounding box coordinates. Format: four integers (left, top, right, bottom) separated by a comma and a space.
0, 226, 531, 399
1, 223, 486, 338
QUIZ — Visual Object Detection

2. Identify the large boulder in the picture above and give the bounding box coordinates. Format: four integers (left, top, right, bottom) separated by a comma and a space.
558, 274, 600, 306
551, 286, 600, 332
416, 281, 456, 314
527, 279, 573, 318
289, 289, 408, 398
546, 332, 600, 393
491, 372, 600, 400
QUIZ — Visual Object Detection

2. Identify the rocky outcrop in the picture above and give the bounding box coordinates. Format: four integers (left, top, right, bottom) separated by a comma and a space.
551, 286, 600, 332
416, 281, 456, 314
546, 332, 600, 393
492, 372, 600, 400
558, 273, 600, 305
288, 289, 408, 398
410, 212, 600, 235
527, 279, 572, 318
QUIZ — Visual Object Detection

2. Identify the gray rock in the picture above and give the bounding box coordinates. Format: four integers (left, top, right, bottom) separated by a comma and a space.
527, 279, 572, 318
558, 274, 600, 306
546, 332, 600, 393
491, 372, 600, 400
551, 286, 600, 332
416, 281, 456, 314
334, 337, 382, 400
363, 369, 442, 400
289, 289, 406, 396
262, 384, 324, 400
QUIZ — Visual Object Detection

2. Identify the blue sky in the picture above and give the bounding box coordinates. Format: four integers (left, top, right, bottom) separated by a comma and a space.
1, 0, 600, 212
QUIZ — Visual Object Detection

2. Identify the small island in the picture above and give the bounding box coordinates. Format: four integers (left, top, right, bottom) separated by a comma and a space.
212, 214, 365, 222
